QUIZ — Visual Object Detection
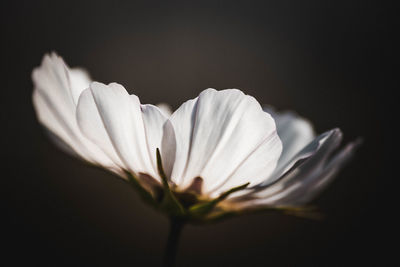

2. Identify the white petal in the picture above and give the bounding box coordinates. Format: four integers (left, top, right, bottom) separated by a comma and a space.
69, 68, 91, 105
33, 89, 78, 157
234, 129, 360, 207
141, 104, 171, 175
168, 89, 282, 196
164, 96, 197, 185
76, 88, 125, 168
160, 119, 177, 180
264, 107, 315, 173
254, 129, 342, 197
32, 53, 116, 168
80, 82, 152, 174
156, 103, 173, 117
282, 139, 361, 205
77, 82, 168, 181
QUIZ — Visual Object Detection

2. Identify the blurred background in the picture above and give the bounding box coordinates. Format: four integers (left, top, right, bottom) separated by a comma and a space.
1, 1, 395, 266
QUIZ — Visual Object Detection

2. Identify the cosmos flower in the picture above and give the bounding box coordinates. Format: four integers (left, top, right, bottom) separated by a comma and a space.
32, 53, 360, 222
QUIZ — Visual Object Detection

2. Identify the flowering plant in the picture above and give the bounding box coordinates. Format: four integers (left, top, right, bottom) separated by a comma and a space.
33, 53, 360, 266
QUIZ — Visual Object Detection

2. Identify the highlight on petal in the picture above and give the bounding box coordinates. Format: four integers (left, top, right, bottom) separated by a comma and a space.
69, 68, 92, 105
232, 129, 361, 208
156, 103, 173, 117
32, 53, 117, 170
76, 82, 170, 181
75, 85, 125, 168
264, 106, 315, 175
141, 104, 175, 176
167, 88, 283, 197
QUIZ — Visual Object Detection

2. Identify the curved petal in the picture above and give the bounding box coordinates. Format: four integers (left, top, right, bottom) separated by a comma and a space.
77, 82, 169, 181
233, 129, 360, 207
156, 103, 173, 117
141, 104, 174, 175
75, 87, 125, 168
253, 128, 342, 196
167, 89, 282, 196
264, 107, 315, 173
32, 53, 117, 169
257, 108, 316, 186
282, 139, 361, 205
33, 89, 78, 157
69, 68, 92, 105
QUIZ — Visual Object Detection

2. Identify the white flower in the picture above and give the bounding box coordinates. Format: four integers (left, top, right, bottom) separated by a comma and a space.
32, 53, 360, 221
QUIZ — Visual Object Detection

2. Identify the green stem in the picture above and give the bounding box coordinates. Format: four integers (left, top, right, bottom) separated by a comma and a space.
163, 217, 185, 267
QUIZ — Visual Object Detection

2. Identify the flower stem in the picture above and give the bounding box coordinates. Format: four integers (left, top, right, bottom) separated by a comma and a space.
163, 217, 185, 267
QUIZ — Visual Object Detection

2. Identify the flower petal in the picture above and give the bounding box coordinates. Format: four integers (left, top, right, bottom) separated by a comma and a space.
264, 107, 315, 175
167, 89, 282, 196
234, 129, 360, 207
76, 87, 125, 168
33, 89, 78, 157
141, 104, 173, 176
156, 103, 173, 117
253, 129, 342, 195
69, 68, 92, 105
284, 139, 361, 205
32, 53, 116, 168
77, 82, 169, 181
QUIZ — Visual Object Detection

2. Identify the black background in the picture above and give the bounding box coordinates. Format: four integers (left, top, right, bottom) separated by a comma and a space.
2, 1, 396, 266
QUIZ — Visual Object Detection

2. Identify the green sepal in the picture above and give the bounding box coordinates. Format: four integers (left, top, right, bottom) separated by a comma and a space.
156, 148, 185, 216
189, 182, 250, 218
125, 171, 157, 207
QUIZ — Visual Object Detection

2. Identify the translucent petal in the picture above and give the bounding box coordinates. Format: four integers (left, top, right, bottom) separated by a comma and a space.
168, 89, 282, 196
32, 53, 116, 168
233, 129, 360, 207
156, 103, 173, 117
77, 82, 169, 181
264, 107, 315, 179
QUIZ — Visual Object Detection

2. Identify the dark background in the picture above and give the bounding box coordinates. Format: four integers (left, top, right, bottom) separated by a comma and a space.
2, 1, 396, 266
